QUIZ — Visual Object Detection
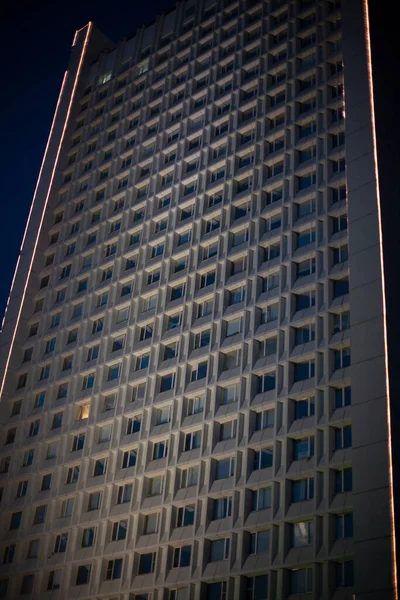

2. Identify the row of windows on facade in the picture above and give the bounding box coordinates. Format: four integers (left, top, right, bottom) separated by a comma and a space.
86, 10, 341, 106
47, 193, 346, 271
76, 67, 341, 158
1, 418, 353, 490
90, 1, 339, 93
0, 557, 354, 599
45, 195, 346, 280
14, 338, 351, 404
63, 88, 343, 193
66, 97, 343, 174
36, 245, 347, 315
0, 416, 353, 498
19, 304, 350, 384
2, 505, 353, 566
86, 10, 340, 97
71, 62, 343, 149
31, 266, 349, 341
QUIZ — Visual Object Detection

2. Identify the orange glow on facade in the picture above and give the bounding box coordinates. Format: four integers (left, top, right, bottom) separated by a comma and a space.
363, 0, 398, 597
0, 22, 93, 400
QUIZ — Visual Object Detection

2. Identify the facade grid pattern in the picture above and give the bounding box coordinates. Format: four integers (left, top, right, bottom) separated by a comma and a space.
0, 1, 354, 599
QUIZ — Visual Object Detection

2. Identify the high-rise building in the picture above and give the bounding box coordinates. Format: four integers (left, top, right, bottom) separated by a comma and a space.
0, 0, 397, 599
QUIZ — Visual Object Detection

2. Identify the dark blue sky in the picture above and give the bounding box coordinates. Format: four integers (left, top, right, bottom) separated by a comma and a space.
0, 0, 172, 318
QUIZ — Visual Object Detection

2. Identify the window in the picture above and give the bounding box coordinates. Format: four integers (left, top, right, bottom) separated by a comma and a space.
335, 425, 352, 449
187, 395, 205, 415
88, 491, 101, 511
200, 270, 216, 288
82, 372, 95, 390
72, 433, 85, 451
117, 483, 132, 504
180, 467, 198, 489
138, 552, 156, 574
28, 419, 40, 437
76, 564, 91, 585
21, 574, 35, 595
98, 424, 112, 443
197, 299, 213, 318
47, 570, 62, 591
257, 373, 276, 393
22, 449, 34, 467
33, 505, 47, 524
106, 558, 123, 580
216, 457, 235, 479
292, 522, 313, 547
66, 465, 80, 484
168, 313, 182, 330
254, 448, 273, 470
255, 410, 275, 431
93, 457, 107, 477
246, 575, 268, 600
77, 404, 90, 420
207, 581, 227, 600
148, 475, 163, 496
294, 360, 315, 381
249, 530, 270, 555
226, 317, 242, 337
290, 568, 313, 594
229, 286, 245, 305
184, 430, 201, 451
143, 513, 158, 535
334, 347, 351, 369
333, 310, 350, 333
335, 386, 351, 408
54, 533, 68, 553
336, 513, 353, 539
41, 473, 52, 491
177, 505, 195, 528
261, 303, 278, 324
107, 364, 121, 381
335, 561, 354, 588
191, 361, 207, 382
294, 436, 315, 460
9, 512, 22, 530
112, 520, 127, 541
0, 456, 10, 474
294, 396, 315, 419
172, 545, 191, 569
295, 323, 315, 345
82, 527, 96, 548
61, 498, 74, 518
210, 539, 230, 562
153, 440, 169, 460
2, 544, 15, 565
292, 478, 314, 502
252, 487, 272, 511
194, 329, 211, 349
221, 384, 239, 405
335, 468, 352, 493
213, 497, 232, 520
126, 415, 142, 434
16, 480, 28, 498
122, 449, 137, 468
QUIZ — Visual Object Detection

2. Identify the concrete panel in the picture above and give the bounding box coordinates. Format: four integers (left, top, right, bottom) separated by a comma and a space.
350, 356, 387, 404
346, 152, 377, 194
351, 397, 389, 449
348, 279, 384, 323
353, 536, 394, 596
345, 125, 374, 164
353, 486, 392, 540
348, 244, 382, 290
350, 317, 385, 364
352, 440, 390, 493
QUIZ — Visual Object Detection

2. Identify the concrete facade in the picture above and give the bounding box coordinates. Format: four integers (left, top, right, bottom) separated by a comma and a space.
0, 1, 396, 599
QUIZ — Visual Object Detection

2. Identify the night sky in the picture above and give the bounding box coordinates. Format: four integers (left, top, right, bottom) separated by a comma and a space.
0, 0, 173, 318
